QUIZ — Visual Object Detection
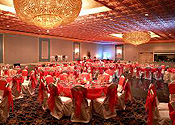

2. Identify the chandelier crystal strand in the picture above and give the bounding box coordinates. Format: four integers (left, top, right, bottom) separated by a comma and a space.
122, 31, 151, 46
13, 0, 82, 29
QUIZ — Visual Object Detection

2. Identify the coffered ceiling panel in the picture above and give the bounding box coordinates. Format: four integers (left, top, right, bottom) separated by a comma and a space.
0, 0, 175, 44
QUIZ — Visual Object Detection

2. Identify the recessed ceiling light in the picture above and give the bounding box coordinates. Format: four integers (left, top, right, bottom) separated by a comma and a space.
145, 13, 149, 16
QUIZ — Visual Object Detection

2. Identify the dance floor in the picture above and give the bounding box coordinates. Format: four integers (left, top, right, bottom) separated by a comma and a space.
1, 76, 169, 125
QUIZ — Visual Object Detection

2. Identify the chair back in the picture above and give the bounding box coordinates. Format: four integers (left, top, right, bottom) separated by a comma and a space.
169, 83, 175, 101
105, 84, 117, 112
123, 79, 132, 102
145, 84, 159, 125
22, 69, 28, 77
0, 79, 7, 90
71, 86, 87, 117
47, 83, 60, 112
168, 101, 175, 125
45, 75, 54, 85
59, 73, 68, 81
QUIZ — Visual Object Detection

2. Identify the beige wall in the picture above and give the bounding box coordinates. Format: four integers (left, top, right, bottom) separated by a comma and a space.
51, 38, 73, 61
3, 33, 103, 64
124, 42, 175, 61
4, 33, 39, 64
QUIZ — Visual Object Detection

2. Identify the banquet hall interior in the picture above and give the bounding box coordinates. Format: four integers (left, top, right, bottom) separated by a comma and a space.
0, 0, 175, 124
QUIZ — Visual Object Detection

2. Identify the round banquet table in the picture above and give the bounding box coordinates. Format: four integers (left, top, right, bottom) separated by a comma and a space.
57, 83, 108, 100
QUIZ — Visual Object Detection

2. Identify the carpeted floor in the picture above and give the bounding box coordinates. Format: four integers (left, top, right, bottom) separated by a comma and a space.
1, 77, 169, 125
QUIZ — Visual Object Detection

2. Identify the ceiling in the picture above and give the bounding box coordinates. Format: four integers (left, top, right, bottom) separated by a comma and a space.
0, 0, 175, 44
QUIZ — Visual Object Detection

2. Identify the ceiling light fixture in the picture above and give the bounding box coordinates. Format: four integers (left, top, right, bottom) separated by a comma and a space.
13, 0, 82, 29
122, 31, 151, 46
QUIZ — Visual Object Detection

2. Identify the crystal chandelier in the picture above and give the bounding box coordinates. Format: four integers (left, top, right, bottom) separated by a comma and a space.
122, 31, 151, 45
13, 0, 82, 29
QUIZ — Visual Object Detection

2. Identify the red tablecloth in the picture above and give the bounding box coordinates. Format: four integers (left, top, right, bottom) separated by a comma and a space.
57, 83, 108, 99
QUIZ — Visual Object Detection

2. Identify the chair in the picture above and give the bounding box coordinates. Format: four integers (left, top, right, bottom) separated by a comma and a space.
145, 67, 152, 80
21, 71, 37, 96
92, 84, 117, 119
11, 75, 24, 99
38, 79, 49, 111
45, 75, 54, 85
168, 101, 175, 125
0, 83, 13, 123
117, 77, 132, 110
145, 84, 171, 125
71, 85, 92, 123
47, 83, 72, 119
168, 83, 175, 102
22, 69, 28, 80
154, 67, 162, 81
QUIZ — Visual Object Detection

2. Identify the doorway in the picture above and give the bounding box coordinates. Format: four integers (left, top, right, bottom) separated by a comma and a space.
138, 52, 153, 64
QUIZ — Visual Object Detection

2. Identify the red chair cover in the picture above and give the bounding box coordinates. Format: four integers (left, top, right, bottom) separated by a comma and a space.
123, 80, 132, 102
145, 68, 151, 79
145, 84, 157, 125
0, 80, 7, 90
30, 73, 37, 89
136, 67, 140, 78
47, 84, 60, 112
168, 102, 175, 125
60, 73, 68, 81
12, 76, 24, 92
38, 81, 46, 103
169, 84, 175, 94
22, 70, 28, 77
3, 85, 14, 111
106, 84, 118, 112
118, 76, 125, 87
4, 69, 9, 76
71, 86, 87, 117
45, 75, 54, 85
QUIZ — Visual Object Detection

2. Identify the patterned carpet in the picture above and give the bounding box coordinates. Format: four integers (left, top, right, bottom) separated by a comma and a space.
1, 77, 169, 125
1, 89, 147, 124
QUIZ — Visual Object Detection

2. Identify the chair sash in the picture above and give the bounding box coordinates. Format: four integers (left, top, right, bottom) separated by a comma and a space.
136, 67, 141, 78
60, 73, 68, 81
38, 81, 46, 103
118, 76, 125, 87
22, 70, 28, 77
0, 80, 7, 90
123, 80, 132, 102
47, 84, 60, 112
13, 76, 24, 92
145, 84, 157, 125
30, 73, 37, 89
156, 68, 162, 79
169, 83, 175, 95
106, 84, 117, 112
145, 68, 151, 79
71, 86, 87, 117
45, 75, 54, 85
3, 85, 13, 111
168, 102, 175, 125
